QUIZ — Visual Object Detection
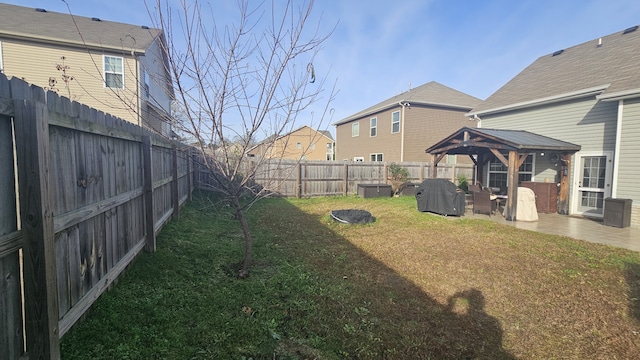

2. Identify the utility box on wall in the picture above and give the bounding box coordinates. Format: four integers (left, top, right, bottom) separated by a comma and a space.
603, 198, 633, 228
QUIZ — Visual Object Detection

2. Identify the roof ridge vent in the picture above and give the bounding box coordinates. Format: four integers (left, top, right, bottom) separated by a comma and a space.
141, 25, 149, 29
91, 17, 102, 22
623, 25, 638, 34
35, 8, 47, 12
552, 49, 564, 57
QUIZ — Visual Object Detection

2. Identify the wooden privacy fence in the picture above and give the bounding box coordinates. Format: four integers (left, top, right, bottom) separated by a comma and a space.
0, 74, 193, 360
195, 158, 473, 198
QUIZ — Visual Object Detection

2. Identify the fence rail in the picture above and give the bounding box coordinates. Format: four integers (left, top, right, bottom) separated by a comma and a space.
0, 74, 194, 360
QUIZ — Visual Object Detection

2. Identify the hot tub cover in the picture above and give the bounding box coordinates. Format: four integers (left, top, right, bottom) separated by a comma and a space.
330, 209, 374, 224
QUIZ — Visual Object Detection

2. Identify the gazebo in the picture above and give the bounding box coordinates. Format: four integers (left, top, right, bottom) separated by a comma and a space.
425, 127, 581, 221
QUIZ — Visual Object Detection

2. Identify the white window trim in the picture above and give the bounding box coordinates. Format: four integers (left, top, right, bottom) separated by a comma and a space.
103, 55, 124, 89
353, 157, 364, 162
141, 68, 149, 98
370, 153, 383, 162
486, 153, 535, 189
296, 142, 302, 149
352, 122, 360, 137
391, 111, 400, 133
0, 41, 4, 73
370, 117, 377, 137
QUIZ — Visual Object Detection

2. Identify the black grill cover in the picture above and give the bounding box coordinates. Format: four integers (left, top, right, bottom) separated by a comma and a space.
415, 179, 465, 216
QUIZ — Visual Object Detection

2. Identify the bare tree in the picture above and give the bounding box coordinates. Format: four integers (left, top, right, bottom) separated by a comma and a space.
153, 0, 336, 277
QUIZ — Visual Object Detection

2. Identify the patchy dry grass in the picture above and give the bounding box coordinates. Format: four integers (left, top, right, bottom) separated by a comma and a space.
61, 192, 640, 359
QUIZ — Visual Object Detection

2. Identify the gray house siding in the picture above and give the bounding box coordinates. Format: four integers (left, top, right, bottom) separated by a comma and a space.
480, 98, 618, 152
479, 97, 618, 203
617, 97, 640, 227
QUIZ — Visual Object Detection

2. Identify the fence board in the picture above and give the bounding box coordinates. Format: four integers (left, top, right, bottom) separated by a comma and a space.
0, 253, 22, 360
14, 98, 60, 359
0, 73, 196, 358
242, 159, 474, 197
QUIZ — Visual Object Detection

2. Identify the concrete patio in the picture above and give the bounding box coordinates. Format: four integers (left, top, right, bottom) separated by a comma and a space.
465, 211, 640, 252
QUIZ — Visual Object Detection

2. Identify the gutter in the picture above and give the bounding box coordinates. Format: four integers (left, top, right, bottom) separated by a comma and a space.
334, 101, 474, 126
0, 32, 148, 55
466, 84, 610, 117
596, 88, 640, 101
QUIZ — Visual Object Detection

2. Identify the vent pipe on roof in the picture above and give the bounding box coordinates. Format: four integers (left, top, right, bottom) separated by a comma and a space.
597, 38, 602, 47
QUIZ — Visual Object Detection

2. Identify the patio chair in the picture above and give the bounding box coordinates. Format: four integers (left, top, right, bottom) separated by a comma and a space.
472, 190, 494, 216
468, 184, 482, 193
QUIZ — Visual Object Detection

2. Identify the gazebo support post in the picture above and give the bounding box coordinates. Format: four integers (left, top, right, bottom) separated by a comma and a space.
557, 153, 572, 214
504, 150, 519, 221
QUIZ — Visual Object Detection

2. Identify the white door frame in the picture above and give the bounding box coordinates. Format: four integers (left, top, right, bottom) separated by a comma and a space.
570, 150, 614, 217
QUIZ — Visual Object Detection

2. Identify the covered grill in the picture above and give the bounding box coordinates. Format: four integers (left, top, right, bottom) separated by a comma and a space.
415, 179, 465, 216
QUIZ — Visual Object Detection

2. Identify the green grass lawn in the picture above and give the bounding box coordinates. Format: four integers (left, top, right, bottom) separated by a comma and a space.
61, 191, 640, 359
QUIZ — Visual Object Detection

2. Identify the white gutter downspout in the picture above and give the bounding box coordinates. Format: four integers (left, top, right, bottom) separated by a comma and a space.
399, 102, 408, 162
611, 99, 623, 197
133, 51, 142, 128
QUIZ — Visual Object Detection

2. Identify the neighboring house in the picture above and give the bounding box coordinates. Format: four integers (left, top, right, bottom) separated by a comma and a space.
333, 81, 481, 163
247, 125, 334, 161
467, 25, 640, 226
0, 3, 173, 136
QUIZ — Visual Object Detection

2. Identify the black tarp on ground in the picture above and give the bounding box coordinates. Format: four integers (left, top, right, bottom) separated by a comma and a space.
330, 209, 374, 224
415, 179, 465, 216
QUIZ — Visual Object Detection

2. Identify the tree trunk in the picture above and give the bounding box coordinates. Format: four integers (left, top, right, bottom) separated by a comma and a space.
233, 198, 253, 278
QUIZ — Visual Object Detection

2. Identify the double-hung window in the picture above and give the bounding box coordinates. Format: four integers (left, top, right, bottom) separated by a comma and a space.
352, 122, 359, 137
488, 153, 533, 189
370, 117, 377, 137
104, 55, 124, 89
391, 111, 400, 133
370, 153, 383, 162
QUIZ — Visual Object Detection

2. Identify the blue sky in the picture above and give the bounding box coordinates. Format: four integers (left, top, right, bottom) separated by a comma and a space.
4, 0, 640, 133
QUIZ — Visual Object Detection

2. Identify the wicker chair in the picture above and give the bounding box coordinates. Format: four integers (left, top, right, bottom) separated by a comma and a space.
472, 190, 494, 216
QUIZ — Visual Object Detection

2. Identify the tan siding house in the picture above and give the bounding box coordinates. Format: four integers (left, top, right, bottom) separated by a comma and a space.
334, 81, 481, 163
0, 4, 173, 136
248, 125, 334, 161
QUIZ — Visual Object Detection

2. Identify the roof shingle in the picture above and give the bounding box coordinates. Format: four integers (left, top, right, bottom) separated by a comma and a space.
334, 81, 482, 125
0, 3, 161, 53
470, 25, 640, 115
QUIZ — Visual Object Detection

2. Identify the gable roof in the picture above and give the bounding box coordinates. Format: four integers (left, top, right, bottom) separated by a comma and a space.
426, 127, 581, 155
469, 25, 640, 116
0, 3, 162, 54
334, 81, 482, 126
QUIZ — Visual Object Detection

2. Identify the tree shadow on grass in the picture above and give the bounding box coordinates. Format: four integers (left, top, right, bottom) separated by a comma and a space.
254, 197, 517, 359
625, 262, 640, 322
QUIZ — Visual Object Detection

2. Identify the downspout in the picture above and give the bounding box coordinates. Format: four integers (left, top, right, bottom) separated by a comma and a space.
611, 99, 623, 197
132, 50, 141, 128
399, 102, 409, 162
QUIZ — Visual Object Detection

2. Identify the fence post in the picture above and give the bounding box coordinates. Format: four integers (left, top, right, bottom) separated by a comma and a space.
186, 148, 192, 201
296, 163, 302, 198
172, 145, 179, 218
14, 98, 61, 359
142, 136, 156, 252
343, 162, 348, 196
384, 163, 389, 184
